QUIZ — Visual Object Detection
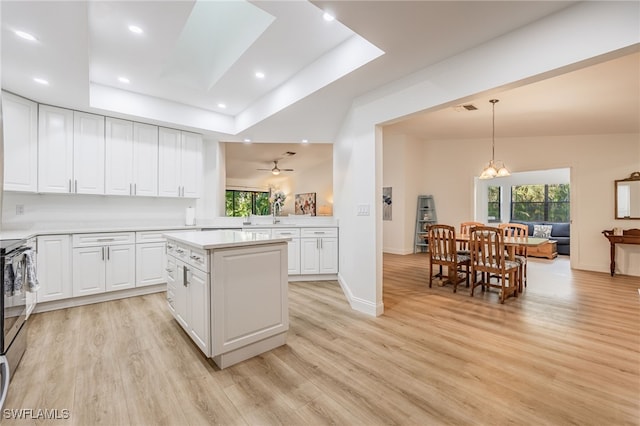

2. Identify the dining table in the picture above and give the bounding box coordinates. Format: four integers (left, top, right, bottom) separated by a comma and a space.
455, 234, 549, 260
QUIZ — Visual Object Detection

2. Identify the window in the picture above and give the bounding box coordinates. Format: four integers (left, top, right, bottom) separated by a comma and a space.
511, 184, 570, 222
487, 186, 501, 223
225, 190, 270, 216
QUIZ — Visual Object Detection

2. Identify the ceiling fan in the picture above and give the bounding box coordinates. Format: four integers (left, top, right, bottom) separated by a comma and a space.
257, 160, 294, 175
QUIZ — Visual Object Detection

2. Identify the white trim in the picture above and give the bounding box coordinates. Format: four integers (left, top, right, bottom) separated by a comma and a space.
338, 273, 383, 317
33, 284, 166, 313
288, 274, 338, 282
383, 247, 413, 255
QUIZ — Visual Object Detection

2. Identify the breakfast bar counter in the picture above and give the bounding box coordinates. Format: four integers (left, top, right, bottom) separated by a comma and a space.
164, 230, 291, 369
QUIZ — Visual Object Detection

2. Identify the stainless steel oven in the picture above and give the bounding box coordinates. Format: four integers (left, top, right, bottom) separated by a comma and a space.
1, 238, 29, 409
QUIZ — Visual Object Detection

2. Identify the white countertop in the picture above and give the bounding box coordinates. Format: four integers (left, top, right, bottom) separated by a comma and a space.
164, 230, 292, 250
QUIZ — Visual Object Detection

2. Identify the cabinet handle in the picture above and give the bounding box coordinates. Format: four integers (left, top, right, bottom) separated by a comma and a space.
101, 246, 105, 261
178, 186, 181, 197
320, 238, 323, 249
68, 179, 72, 193
165, 268, 173, 273
176, 248, 184, 254
107, 246, 110, 260
134, 183, 137, 195
183, 266, 189, 287
314, 231, 325, 235
97, 238, 115, 242
129, 183, 132, 196
75, 180, 78, 193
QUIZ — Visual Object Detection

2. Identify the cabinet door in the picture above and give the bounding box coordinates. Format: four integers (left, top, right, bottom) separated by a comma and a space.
300, 238, 320, 274
187, 266, 210, 355
72, 246, 106, 296
173, 260, 189, 330
105, 244, 136, 292
38, 105, 73, 193
158, 127, 181, 197
136, 242, 166, 287
2, 92, 38, 192
105, 118, 134, 195
132, 122, 158, 196
73, 111, 105, 194
318, 237, 338, 274
180, 131, 202, 198
37, 235, 72, 302
287, 238, 300, 275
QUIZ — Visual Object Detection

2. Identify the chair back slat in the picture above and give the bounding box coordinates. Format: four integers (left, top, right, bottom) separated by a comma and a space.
459, 221, 483, 251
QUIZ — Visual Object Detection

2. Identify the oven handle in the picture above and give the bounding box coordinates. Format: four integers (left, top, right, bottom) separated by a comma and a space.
0, 355, 10, 409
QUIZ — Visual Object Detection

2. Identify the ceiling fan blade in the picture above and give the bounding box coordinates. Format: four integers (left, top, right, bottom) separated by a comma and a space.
281, 169, 294, 171
256, 168, 272, 171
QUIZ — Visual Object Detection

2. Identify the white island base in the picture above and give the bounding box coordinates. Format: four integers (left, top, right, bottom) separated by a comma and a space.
165, 230, 290, 369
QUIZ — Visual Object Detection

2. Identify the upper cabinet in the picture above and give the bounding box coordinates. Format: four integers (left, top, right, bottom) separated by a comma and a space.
7, 94, 201, 199
158, 127, 202, 198
73, 111, 105, 194
38, 105, 74, 193
2, 92, 38, 192
105, 119, 159, 197
39, 106, 105, 194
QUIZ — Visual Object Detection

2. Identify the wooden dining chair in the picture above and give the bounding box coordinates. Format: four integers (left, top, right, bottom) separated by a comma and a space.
427, 224, 471, 293
458, 221, 484, 254
499, 223, 529, 291
469, 226, 520, 303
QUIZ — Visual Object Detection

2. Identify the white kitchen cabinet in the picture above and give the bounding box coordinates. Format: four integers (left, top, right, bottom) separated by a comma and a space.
166, 255, 177, 313
38, 105, 74, 193
136, 242, 166, 287
73, 111, 105, 194
105, 119, 159, 197
2, 91, 38, 192
158, 127, 202, 198
72, 232, 136, 296
172, 254, 210, 355
272, 228, 300, 275
36, 235, 72, 302
105, 118, 134, 196
300, 228, 338, 275
38, 106, 105, 194
132, 122, 159, 196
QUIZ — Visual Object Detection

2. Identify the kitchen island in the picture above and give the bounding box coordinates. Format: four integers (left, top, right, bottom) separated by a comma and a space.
164, 230, 291, 369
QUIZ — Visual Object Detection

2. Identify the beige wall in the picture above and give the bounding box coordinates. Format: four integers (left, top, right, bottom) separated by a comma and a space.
391, 133, 640, 276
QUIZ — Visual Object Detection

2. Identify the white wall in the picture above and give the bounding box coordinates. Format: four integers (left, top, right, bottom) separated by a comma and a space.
333, 1, 640, 316
1, 192, 193, 230
223, 157, 333, 217
382, 132, 426, 254
417, 134, 639, 276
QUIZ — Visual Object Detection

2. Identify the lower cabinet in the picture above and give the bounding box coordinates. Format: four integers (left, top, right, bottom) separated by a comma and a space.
37, 235, 72, 302
272, 228, 300, 275
300, 228, 338, 274
72, 243, 135, 296
136, 242, 166, 287
170, 251, 210, 355
72, 232, 136, 296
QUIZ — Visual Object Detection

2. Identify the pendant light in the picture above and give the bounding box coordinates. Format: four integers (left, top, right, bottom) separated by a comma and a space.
479, 99, 510, 179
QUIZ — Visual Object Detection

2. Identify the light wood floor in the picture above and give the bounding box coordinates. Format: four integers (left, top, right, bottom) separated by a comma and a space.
4, 254, 639, 425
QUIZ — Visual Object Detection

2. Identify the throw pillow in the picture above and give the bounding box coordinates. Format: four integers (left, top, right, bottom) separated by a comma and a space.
533, 224, 552, 238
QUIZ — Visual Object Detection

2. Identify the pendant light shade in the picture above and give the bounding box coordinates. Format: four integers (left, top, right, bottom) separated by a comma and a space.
479, 99, 510, 179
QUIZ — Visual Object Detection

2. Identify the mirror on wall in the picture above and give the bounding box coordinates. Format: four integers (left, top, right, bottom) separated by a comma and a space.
615, 172, 640, 219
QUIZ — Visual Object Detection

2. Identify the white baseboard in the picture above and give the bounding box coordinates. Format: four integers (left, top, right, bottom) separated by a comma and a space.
33, 284, 166, 313
383, 247, 413, 255
337, 273, 383, 317
288, 274, 338, 282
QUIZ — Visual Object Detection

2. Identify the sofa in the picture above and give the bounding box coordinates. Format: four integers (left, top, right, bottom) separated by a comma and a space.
510, 220, 570, 255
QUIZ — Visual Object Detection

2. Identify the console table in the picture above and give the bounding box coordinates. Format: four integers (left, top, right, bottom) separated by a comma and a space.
602, 229, 640, 276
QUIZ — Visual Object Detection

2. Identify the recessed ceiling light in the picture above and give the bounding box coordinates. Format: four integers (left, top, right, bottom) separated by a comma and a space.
118, 76, 130, 84
255, 71, 265, 79
128, 25, 143, 34
33, 77, 49, 86
301, 139, 309, 144
243, 138, 252, 143
15, 30, 37, 41
218, 103, 227, 109
323, 12, 335, 22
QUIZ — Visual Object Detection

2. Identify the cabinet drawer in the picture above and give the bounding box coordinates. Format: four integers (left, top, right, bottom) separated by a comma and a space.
188, 247, 209, 272
136, 229, 184, 243
301, 228, 338, 238
272, 228, 300, 238
73, 232, 135, 247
